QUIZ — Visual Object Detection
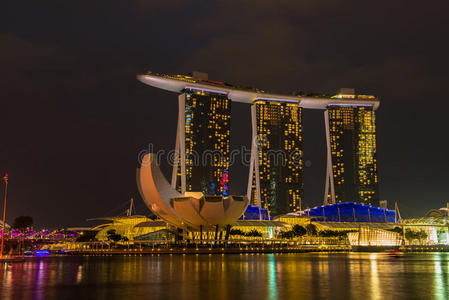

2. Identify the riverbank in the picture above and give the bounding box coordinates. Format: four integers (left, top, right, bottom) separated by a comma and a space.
65, 244, 350, 255
60, 244, 449, 255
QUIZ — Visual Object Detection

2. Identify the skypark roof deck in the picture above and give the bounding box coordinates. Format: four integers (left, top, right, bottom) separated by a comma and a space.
137, 72, 380, 110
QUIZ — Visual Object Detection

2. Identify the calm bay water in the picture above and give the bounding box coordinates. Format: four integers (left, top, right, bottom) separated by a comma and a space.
1, 253, 448, 300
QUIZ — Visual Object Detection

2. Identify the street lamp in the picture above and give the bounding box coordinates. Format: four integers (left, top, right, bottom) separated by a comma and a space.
1, 174, 8, 258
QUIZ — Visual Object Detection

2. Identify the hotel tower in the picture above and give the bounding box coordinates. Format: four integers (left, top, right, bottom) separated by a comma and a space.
324, 89, 379, 205
137, 73, 380, 215
247, 100, 303, 217
172, 87, 231, 196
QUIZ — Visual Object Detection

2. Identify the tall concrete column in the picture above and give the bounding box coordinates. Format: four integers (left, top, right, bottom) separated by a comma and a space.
324, 109, 335, 204
247, 103, 261, 208
171, 94, 186, 194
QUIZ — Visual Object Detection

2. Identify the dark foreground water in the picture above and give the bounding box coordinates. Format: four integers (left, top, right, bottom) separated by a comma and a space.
1, 253, 448, 300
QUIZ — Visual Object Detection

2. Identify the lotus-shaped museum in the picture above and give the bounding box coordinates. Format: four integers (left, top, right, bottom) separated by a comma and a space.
137, 153, 249, 230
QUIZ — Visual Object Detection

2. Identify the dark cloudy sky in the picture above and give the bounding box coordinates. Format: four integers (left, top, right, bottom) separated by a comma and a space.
1, 0, 448, 228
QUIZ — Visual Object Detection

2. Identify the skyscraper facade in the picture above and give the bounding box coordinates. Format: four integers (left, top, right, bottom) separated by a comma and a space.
249, 100, 303, 216
325, 105, 379, 205
173, 89, 231, 196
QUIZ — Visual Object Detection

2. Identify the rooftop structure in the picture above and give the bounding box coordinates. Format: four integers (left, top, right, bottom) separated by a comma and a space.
90, 216, 166, 241
137, 72, 379, 109
425, 206, 449, 218
302, 202, 397, 223
239, 204, 271, 220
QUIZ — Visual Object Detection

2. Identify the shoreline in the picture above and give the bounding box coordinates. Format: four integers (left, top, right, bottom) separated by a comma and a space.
59, 245, 449, 255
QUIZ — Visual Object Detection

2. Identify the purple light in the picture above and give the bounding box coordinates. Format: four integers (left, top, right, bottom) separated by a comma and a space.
327, 103, 373, 108
255, 97, 299, 103
185, 86, 228, 95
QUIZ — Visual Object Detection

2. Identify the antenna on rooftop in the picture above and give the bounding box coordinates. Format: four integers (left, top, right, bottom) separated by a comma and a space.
126, 198, 134, 217
395, 202, 402, 223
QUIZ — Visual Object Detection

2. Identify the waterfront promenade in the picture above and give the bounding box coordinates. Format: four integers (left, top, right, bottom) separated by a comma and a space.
58, 241, 449, 255
65, 245, 351, 255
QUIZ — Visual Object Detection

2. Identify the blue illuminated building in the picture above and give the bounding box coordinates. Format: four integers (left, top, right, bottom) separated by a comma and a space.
240, 204, 272, 220
34, 250, 51, 257
305, 202, 396, 223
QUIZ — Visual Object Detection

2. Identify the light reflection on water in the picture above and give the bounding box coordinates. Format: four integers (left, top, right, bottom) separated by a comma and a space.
0, 253, 448, 300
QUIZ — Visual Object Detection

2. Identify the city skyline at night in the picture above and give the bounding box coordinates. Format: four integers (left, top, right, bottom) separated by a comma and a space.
2, 0, 448, 228
2, 1, 449, 299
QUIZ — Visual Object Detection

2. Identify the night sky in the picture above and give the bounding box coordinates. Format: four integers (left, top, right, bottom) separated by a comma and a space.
1, 0, 448, 228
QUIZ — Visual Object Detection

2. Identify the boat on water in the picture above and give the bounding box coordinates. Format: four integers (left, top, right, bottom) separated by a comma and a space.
384, 249, 404, 258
